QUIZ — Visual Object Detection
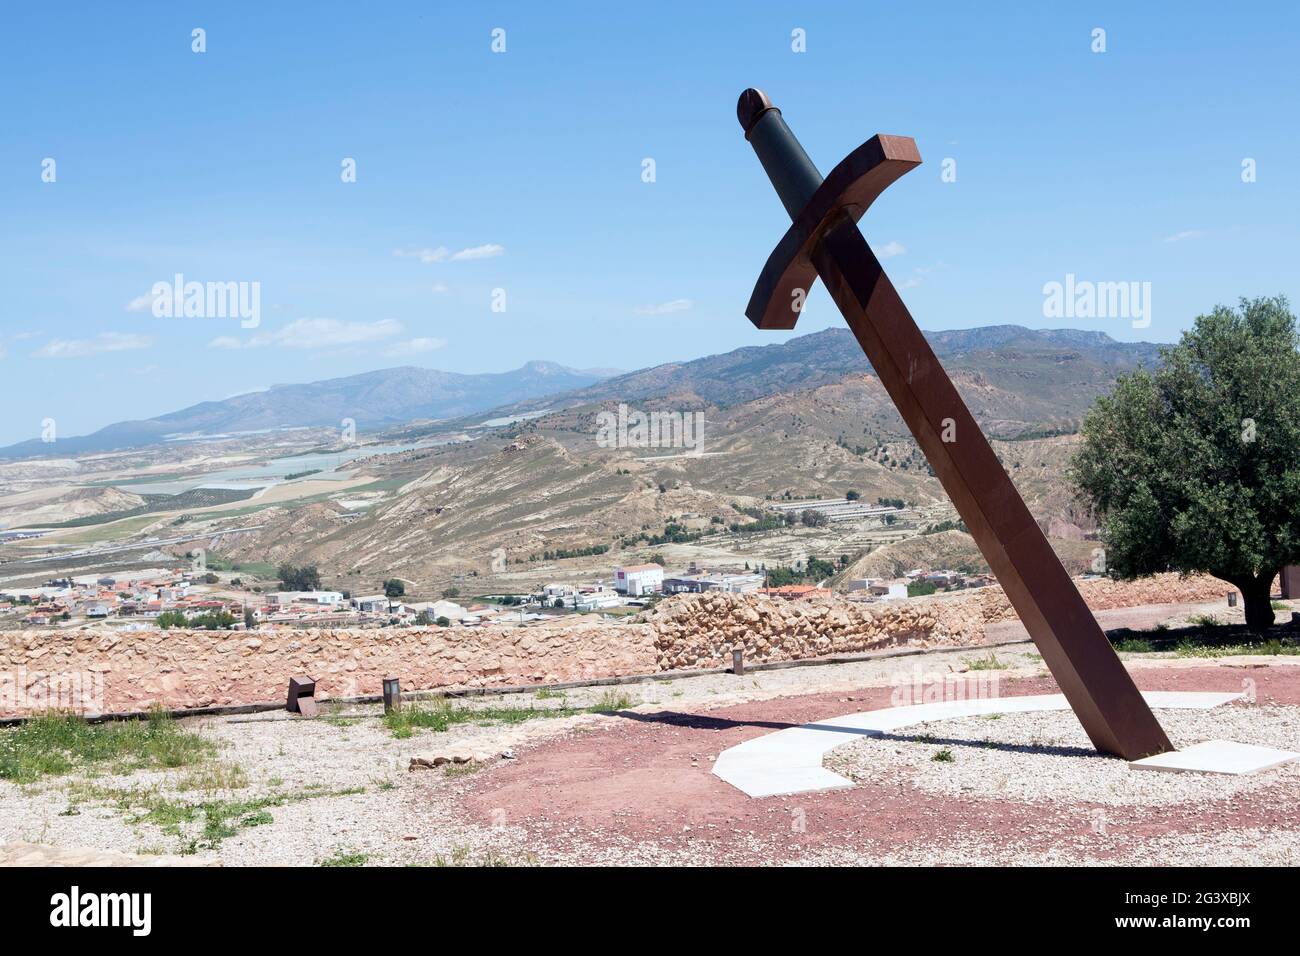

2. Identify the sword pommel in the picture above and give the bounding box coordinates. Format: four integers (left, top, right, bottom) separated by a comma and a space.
737, 88, 824, 221
736, 88, 777, 134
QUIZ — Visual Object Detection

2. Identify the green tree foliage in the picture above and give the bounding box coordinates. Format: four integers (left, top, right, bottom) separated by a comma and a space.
764, 556, 836, 587
764, 566, 800, 587
1071, 297, 1300, 631
156, 610, 188, 629
157, 609, 236, 630
277, 563, 321, 592
383, 579, 405, 598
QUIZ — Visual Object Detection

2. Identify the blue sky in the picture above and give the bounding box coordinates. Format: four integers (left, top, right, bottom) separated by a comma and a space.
2, 2, 1297, 446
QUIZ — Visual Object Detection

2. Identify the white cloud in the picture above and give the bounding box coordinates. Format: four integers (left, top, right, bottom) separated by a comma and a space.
449, 243, 504, 261
274, 318, 402, 349
394, 246, 450, 263
1163, 229, 1205, 243
125, 290, 163, 312
897, 263, 938, 290
431, 283, 449, 294
208, 319, 404, 351
878, 240, 906, 258
34, 332, 153, 359
633, 298, 693, 315
394, 243, 505, 263
383, 336, 447, 357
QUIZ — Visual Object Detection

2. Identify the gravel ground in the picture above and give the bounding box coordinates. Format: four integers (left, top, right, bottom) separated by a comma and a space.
458, 661, 1300, 866
3, 640, 1297, 866
0, 691, 634, 866
824, 705, 1300, 806
0, 644, 1046, 865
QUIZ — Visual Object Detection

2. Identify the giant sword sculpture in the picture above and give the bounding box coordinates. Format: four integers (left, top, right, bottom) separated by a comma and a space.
737, 88, 1172, 760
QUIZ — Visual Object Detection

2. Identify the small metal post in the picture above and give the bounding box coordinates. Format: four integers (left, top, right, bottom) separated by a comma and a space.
382, 677, 401, 714
286, 675, 318, 718
731, 647, 744, 676
1228, 592, 1238, 608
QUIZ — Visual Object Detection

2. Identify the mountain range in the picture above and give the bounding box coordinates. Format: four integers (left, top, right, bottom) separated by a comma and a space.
0, 361, 621, 459
0, 325, 1162, 459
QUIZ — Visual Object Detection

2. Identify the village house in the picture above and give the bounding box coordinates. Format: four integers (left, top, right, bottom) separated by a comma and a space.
614, 563, 664, 596
353, 594, 395, 613
869, 579, 910, 600
269, 591, 345, 607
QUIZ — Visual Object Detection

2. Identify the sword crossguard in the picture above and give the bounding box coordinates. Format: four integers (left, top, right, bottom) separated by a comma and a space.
740, 88, 921, 330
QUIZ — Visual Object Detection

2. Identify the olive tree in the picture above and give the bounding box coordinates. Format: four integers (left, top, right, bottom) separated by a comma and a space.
1071, 297, 1300, 632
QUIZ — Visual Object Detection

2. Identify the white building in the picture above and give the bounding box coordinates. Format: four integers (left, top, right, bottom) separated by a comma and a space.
704, 573, 763, 593
354, 594, 394, 613
614, 563, 664, 596
576, 591, 624, 611
270, 591, 344, 607
406, 599, 468, 621
872, 581, 909, 601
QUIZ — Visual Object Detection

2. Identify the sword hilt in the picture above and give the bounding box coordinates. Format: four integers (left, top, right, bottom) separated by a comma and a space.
738, 88, 824, 221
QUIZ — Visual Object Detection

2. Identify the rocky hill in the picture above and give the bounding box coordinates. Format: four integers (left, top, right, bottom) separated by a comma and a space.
0, 361, 620, 460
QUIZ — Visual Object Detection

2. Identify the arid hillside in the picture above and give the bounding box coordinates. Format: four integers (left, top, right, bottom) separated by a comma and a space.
2, 325, 1140, 597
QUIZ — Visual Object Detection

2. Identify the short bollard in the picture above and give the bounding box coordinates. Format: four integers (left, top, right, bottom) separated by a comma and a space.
731, 648, 744, 676
286, 676, 318, 718
382, 677, 401, 714
1229, 592, 1238, 608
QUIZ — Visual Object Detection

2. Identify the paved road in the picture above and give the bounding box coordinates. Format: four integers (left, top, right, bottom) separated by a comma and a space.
0, 525, 264, 568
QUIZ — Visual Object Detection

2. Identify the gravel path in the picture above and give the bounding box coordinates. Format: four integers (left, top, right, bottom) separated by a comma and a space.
3, 646, 1298, 866
824, 706, 1300, 806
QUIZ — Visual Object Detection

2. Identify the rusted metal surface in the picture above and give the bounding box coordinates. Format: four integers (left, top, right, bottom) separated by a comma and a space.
286, 675, 318, 718
1281, 566, 1300, 600
382, 677, 401, 714
737, 88, 1173, 760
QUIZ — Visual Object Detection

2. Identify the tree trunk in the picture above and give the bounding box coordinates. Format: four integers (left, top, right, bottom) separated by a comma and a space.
1240, 573, 1276, 634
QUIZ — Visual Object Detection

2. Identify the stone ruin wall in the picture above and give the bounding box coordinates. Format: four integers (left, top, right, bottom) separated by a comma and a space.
0, 572, 1232, 717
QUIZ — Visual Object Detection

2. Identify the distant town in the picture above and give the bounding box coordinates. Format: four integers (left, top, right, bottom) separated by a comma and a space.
0, 556, 996, 632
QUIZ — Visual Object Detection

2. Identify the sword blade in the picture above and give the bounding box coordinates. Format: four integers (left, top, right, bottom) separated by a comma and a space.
810, 216, 1173, 759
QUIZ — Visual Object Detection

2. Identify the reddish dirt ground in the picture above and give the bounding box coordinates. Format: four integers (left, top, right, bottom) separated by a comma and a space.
458, 664, 1300, 864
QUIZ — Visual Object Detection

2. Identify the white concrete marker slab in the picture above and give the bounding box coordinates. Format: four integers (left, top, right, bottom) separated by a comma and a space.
1130, 739, 1300, 775
711, 691, 1244, 798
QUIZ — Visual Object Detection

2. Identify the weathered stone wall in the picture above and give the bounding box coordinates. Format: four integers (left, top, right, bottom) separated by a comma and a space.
0, 620, 658, 718
969, 572, 1235, 625
645, 590, 985, 671
0, 572, 1238, 717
